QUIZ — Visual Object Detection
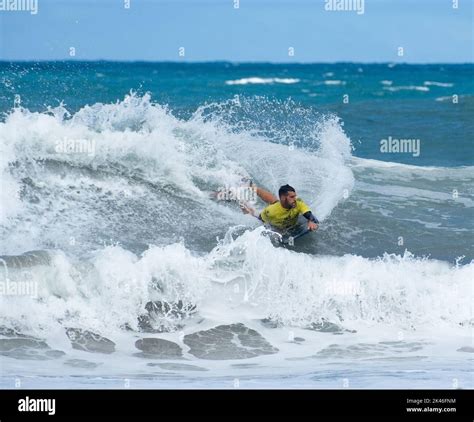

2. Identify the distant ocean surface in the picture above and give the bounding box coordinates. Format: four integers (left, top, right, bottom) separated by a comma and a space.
0, 62, 472, 388
1, 62, 473, 166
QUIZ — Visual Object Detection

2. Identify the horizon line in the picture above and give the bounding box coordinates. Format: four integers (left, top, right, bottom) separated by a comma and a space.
0, 59, 473, 65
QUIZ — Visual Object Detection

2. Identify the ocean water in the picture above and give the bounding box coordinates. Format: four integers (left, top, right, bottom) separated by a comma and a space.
0, 62, 472, 389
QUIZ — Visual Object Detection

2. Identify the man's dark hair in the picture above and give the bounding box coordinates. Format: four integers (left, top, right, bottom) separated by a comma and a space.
278, 184, 296, 197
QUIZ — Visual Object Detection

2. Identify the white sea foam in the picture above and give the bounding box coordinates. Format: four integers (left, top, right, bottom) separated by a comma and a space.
383, 85, 429, 92
424, 81, 454, 88
225, 77, 300, 85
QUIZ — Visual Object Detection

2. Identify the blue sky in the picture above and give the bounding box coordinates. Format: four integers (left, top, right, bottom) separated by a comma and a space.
0, 0, 472, 62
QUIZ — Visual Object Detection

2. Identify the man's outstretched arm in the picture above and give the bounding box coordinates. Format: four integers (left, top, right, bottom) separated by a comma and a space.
255, 186, 278, 204
239, 184, 277, 216
239, 183, 278, 218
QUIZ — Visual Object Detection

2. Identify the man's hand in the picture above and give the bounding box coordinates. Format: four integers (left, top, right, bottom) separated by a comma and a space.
239, 202, 256, 216
307, 221, 318, 231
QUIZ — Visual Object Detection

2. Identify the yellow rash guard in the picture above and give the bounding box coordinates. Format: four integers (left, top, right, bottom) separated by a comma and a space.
260, 198, 311, 230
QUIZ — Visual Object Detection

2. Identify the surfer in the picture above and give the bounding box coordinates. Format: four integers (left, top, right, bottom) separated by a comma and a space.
240, 183, 319, 233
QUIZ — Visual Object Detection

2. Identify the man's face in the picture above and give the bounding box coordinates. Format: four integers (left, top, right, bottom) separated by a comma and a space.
281, 191, 297, 209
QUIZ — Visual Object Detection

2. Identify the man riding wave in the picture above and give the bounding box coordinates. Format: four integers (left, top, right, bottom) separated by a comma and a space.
241, 183, 319, 233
